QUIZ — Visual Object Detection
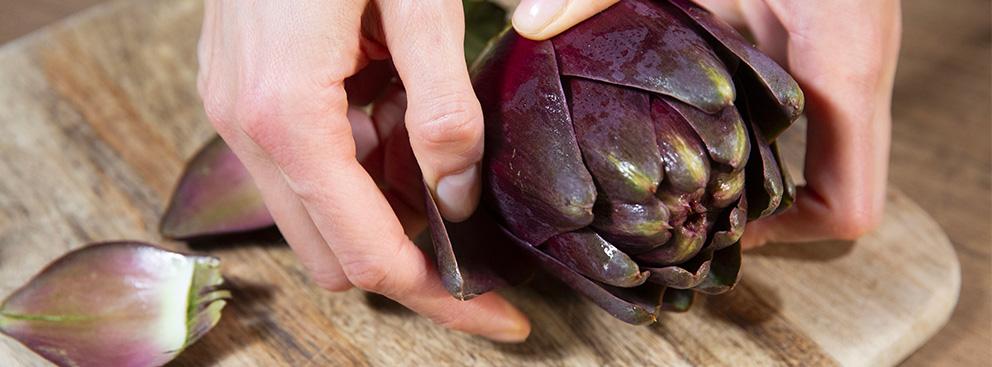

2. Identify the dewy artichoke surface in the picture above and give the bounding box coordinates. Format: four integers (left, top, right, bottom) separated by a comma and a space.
426, 0, 803, 324
161, 0, 802, 326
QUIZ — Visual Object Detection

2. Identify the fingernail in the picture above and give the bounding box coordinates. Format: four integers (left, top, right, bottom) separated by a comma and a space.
436, 165, 481, 222
512, 0, 567, 35
487, 302, 531, 343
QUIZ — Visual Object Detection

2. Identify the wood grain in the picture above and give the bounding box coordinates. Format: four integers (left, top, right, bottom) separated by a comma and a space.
0, 0, 974, 366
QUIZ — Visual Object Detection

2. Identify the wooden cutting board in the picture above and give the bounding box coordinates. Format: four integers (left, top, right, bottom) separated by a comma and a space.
0, 0, 960, 366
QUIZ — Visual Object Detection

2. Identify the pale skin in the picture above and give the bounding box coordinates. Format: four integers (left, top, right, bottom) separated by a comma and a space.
198, 0, 901, 342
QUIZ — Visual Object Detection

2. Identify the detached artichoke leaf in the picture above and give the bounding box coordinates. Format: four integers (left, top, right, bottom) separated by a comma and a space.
668, 0, 804, 140
694, 242, 743, 295
772, 142, 797, 214
474, 33, 596, 245
424, 184, 533, 300
160, 136, 274, 239
542, 231, 649, 288
664, 98, 750, 171
744, 121, 785, 220
504, 227, 660, 325
0, 242, 228, 367
660, 288, 696, 312
552, 0, 734, 114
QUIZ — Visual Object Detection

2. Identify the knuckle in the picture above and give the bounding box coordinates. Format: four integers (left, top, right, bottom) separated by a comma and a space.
309, 268, 352, 292
408, 92, 484, 151
341, 257, 395, 294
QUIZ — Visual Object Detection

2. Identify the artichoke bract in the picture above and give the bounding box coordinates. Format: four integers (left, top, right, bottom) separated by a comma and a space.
426, 0, 803, 324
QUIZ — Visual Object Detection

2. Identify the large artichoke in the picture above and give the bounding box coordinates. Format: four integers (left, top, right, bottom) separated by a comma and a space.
161, 0, 803, 325
425, 0, 803, 324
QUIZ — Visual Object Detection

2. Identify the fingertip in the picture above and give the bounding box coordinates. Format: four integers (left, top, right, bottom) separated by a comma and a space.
512, 0, 619, 40
469, 293, 532, 343
435, 164, 482, 222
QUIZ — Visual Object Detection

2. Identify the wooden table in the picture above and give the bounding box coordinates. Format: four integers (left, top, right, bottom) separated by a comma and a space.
0, 0, 988, 366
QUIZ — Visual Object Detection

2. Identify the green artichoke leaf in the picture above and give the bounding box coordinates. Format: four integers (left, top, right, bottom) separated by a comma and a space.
473, 32, 596, 245
542, 231, 650, 288
0, 242, 228, 367
660, 288, 696, 312
552, 0, 735, 114
463, 0, 508, 63
668, 0, 804, 140
160, 136, 274, 239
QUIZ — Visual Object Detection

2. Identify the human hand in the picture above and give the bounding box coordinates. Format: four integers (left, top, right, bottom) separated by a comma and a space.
514, 0, 902, 248
691, 0, 902, 248
196, 0, 537, 341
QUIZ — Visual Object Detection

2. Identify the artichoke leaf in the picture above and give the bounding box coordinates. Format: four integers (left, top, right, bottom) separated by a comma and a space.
543, 231, 650, 288
634, 215, 709, 266
552, 0, 734, 113
504, 227, 661, 325
568, 78, 663, 203
0, 242, 228, 367
592, 198, 672, 253
668, 0, 804, 140
474, 33, 596, 245
709, 195, 748, 251
771, 142, 797, 214
664, 98, 751, 171
644, 249, 714, 289
651, 97, 711, 194
660, 288, 696, 312
424, 183, 533, 300
744, 121, 784, 220
160, 136, 274, 239
694, 242, 743, 295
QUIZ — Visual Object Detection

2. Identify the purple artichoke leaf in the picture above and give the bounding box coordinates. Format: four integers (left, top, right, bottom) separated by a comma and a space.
693, 242, 743, 295
0, 242, 228, 367
552, 0, 734, 114
743, 120, 785, 220
664, 98, 750, 171
160, 136, 274, 240
644, 249, 714, 289
709, 195, 747, 251
660, 288, 696, 312
542, 231, 650, 288
771, 142, 797, 214
424, 183, 533, 300
634, 214, 709, 266
592, 198, 672, 253
568, 78, 663, 203
668, 0, 804, 140
706, 168, 746, 209
651, 97, 711, 194
503, 227, 660, 325
473, 33, 596, 246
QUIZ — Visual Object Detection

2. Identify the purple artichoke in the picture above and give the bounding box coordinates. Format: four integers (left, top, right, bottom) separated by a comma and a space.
426, 0, 803, 324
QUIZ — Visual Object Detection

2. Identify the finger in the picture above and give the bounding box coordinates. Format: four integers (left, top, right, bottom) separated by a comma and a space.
377, 0, 484, 222
742, 1, 901, 247
210, 131, 352, 292
511, 0, 619, 40
241, 71, 530, 343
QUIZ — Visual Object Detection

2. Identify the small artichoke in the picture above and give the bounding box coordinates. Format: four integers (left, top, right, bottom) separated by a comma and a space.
426, 0, 803, 324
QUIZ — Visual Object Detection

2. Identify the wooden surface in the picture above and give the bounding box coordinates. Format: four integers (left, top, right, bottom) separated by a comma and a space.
0, 0, 978, 366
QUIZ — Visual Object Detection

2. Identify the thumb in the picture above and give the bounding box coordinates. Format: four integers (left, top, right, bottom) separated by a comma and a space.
378, 0, 483, 222
512, 0, 619, 40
